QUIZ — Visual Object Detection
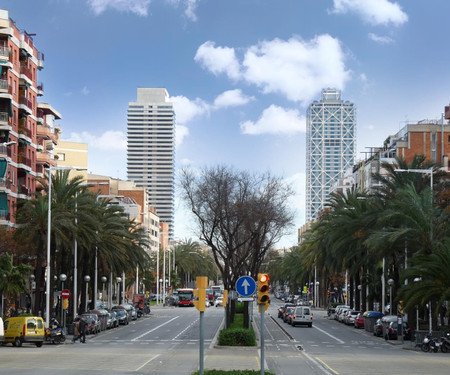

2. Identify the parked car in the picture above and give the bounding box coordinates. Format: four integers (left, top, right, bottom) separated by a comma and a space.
82, 314, 101, 334
290, 306, 313, 327
354, 312, 365, 328
3, 316, 45, 347
373, 318, 383, 337
214, 297, 223, 307
338, 308, 351, 323
345, 311, 360, 325
112, 309, 129, 325
109, 310, 118, 328
130, 306, 137, 320
381, 315, 398, 340
334, 305, 350, 321
386, 321, 412, 340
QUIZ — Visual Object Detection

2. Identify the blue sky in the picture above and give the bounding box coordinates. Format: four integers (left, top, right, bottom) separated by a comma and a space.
4, 0, 450, 247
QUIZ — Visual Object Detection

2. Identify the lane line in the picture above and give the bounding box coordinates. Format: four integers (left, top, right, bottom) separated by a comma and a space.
135, 354, 160, 372
315, 356, 339, 375
301, 351, 336, 375
131, 316, 179, 341
313, 325, 345, 344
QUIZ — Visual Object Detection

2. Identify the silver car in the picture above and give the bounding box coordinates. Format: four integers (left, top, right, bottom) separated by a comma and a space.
290, 306, 313, 327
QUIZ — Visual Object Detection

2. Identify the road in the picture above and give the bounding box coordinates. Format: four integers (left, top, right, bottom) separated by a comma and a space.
0, 301, 449, 374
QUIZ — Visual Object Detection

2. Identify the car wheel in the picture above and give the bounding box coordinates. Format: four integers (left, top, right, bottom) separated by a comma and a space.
292, 323, 296, 327
14, 337, 22, 347
36, 341, 43, 347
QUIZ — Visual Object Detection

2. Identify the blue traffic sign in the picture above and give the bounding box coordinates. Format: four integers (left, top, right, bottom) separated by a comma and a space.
235, 276, 256, 297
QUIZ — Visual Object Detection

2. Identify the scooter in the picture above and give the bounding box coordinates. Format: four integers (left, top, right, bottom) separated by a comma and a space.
421, 333, 440, 353
45, 318, 66, 344
440, 332, 450, 353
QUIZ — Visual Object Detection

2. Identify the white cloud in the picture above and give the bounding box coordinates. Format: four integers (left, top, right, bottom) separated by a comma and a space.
165, 0, 198, 21
65, 130, 127, 150
368, 33, 394, 44
81, 86, 90, 95
242, 35, 350, 104
195, 35, 350, 105
240, 105, 306, 135
86, 0, 152, 16
194, 41, 241, 80
170, 95, 209, 124
176, 125, 189, 147
213, 89, 255, 109
330, 0, 408, 26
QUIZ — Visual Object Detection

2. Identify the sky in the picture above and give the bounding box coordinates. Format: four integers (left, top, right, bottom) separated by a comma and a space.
3, 0, 450, 248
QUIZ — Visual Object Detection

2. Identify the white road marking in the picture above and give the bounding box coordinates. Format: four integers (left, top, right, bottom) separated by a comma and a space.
313, 325, 345, 344
131, 316, 179, 341
135, 354, 161, 372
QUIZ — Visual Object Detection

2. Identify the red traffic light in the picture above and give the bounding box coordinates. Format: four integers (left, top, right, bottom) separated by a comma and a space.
259, 274, 269, 283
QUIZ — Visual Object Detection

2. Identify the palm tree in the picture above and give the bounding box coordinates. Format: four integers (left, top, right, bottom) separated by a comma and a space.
0, 253, 32, 317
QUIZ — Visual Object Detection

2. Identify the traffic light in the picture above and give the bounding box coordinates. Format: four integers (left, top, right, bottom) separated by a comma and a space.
193, 276, 208, 312
258, 273, 270, 311
327, 290, 330, 299
193, 288, 206, 311
222, 290, 228, 307
63, 298, 69, 310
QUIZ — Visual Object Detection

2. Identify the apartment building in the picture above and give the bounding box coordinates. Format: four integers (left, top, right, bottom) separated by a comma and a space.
305, 88, 356, 222
127, 88, 175, 239
0, 9, 59, 228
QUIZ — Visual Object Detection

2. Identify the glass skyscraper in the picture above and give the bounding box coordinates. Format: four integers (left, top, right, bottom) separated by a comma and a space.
127, 88, 175, 239
306, 88, 356, 222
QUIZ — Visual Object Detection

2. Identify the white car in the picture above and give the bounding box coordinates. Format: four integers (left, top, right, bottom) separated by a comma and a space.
214, 297, 223, 307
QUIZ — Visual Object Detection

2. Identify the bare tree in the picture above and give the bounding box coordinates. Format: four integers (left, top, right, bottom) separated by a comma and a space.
179, 165, 295, 291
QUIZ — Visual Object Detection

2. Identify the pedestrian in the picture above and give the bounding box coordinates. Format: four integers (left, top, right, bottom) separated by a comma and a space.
71, 318, 80, 343
79, 316, 87, 343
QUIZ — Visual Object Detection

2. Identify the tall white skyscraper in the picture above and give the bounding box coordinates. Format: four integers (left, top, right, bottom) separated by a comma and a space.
306, 88, 356, 222
127, 88, 175, 238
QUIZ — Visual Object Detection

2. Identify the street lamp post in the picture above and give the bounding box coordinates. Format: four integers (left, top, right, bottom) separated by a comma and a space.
357, 284, 362, 311
388, 279, 394, 315
101, 276, 107, 304
29, 274, 35, 313
59, 273, 67, 332
116, 277, 122, 305
84, 275, 90, 313
414, 277, 421, 331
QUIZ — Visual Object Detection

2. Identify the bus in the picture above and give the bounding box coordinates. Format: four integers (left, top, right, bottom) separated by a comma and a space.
177, 288, 194, 307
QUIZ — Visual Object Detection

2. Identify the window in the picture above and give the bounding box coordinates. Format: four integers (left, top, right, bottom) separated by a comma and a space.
27, 319, 36, 329
57, 153, 66, 161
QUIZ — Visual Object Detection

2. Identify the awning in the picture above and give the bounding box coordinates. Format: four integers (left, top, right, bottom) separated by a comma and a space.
0, 158, 6, 177
0, 192, 8, 212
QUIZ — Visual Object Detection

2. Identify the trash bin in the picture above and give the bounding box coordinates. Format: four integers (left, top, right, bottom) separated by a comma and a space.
364, 311, 384, 333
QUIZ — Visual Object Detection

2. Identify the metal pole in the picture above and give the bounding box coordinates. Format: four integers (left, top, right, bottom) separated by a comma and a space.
389, 286, 392, 315
199, 311, 204, 375
45, 166, 53, 329
60, 280, 64, 328
122, 271, 125, 304
156, 248, 160, 304
94, 247, 98, 309
381, 258, 385, 313
429, 301, 432, 333
73, 192, 78, 318
260, 306, 265, 375
85, 281, 88, 312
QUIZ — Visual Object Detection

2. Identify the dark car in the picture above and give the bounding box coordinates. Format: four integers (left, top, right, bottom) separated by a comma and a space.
283, 306, 294, 323
373, 318, 383, 337
81, 314, 100, 334
112, 309, 129, 325
386, 321, 412, 340
278, 303, 295, 319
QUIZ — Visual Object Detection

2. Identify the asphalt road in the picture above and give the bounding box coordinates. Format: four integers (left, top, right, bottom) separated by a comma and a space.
1, 301, 449, 375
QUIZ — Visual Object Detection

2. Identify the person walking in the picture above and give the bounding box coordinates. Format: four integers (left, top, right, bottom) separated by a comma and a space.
79, 316, 87, 343
71, 318, 80, 343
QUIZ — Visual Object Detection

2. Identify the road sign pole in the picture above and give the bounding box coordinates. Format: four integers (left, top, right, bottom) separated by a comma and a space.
199, 310, 204, 375
260, 305, 265, 375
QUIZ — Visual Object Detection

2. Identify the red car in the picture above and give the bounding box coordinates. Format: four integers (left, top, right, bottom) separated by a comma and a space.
354, 312, 365, 329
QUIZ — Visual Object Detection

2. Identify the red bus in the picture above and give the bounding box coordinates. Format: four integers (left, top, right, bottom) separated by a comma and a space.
177, 288, 194, 307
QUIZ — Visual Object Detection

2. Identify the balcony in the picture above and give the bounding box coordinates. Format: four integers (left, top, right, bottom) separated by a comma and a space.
18, 183, 31, 197
37, 82, 44, 96
0, 111, 9, 124
0, 144, 12, 158
17, 153, 32, 168
20, 65, 33, 81
445, 106, 450, 120
36, 151, 57, 167
37, 51, 44, 69
37, 124, 57, 142
0, 78, 7, 91
0, 46, 9, 59
19, 96, 33, 113
0, 178, 12, 190
18, 123, 32, 138
0, 210, 10, 221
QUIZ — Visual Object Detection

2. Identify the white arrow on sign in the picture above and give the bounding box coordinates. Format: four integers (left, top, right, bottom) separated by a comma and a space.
241, 279, 250, 295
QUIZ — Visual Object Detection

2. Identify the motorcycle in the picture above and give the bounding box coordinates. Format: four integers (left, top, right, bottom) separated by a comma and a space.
45, 318, 66, 344
421, 333, 440, 353
440, 332, 450, 353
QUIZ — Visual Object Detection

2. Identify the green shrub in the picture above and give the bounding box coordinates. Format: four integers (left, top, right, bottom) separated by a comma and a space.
234, 302, 245, 313
218, 328, 256, 346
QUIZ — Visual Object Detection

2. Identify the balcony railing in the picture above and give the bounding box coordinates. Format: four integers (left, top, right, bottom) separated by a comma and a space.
0, 210, 10, 221
0, 145, 12, 157
20, 65, 33, 81
18, 184, 31, 196
0, 46, 9, 58
18, 124, 32, 138
445, 106, 450, 120
18, 154, 32, 167
0, 112, 9, 122
19, 96, 33, 111
36, 164, 44, 174
0, 79, 8, 91
0, 178, 12, 190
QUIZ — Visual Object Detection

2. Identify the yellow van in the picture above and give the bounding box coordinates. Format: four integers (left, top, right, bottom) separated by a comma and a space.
4, 316, 45, 347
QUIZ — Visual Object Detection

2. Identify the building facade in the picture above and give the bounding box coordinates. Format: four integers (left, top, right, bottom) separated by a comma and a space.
305, 88, 356, 222
0, 9, 59, 228
127, 88, 175, 239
